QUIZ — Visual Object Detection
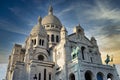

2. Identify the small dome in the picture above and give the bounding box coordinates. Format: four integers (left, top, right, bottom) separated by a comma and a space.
30, 16, 47, 36
41, 6, 62, 26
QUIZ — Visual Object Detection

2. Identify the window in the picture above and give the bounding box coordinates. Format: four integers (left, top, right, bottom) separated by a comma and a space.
107, 73, 113, 80
81, 46, 85, 60
39, 39, 44, 46
90, 57, 93, 63
56, 35, 59, 42
47, 25, 49, 27
51, 34, 54, 42
39, 73, 41, 80
97, 72, 103, 80
85, 71, 92, 80
51, 25, 54, 27
42, 40, 44, 46
34, 39, 36, 45
69, 73, 75, 80
38, 55, 44, 61
49, 74, 51, 80
47, 35, 49, 42
39, 39, 41, 45
44, 69, 46, 80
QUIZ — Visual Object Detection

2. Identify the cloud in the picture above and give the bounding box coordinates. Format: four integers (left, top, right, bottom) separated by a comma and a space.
0, 19, 29, 35
85, 24, 120, 64
0, 64, 7, 80
84, 0, 120, 23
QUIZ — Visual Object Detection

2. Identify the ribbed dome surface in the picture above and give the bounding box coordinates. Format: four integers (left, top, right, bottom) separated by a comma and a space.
41, 6, 62, 26
30, 16, 47, 36
42, 14, 62, 26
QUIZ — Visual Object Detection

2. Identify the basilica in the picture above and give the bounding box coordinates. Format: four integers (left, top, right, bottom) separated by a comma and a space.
6, 6, 120, 80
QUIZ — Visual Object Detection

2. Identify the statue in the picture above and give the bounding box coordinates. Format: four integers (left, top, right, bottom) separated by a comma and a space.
71, 46, 80, 59
105, 54, 113, 65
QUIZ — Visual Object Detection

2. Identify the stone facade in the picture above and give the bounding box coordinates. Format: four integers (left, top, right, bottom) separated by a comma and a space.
6, 6, 120, 80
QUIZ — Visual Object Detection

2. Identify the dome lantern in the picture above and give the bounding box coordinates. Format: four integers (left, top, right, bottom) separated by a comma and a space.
48, 5, 53, 15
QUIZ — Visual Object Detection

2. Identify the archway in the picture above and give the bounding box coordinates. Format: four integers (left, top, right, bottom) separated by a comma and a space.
69, 73, 75, 80
85, 71, 92, 80
107, 73, 113, 80
97, 72, 103, 80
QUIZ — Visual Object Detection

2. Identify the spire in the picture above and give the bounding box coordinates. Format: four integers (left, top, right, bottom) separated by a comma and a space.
48, 5, 53, 15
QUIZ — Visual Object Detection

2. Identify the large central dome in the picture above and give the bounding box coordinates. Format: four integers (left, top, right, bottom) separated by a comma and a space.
41, 6, 62, 26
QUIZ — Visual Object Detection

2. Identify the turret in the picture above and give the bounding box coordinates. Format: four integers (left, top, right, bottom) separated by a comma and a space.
30, 16, 48, 49
73, 24, 84, 35
91, 36, 97, 47
60, 26, 68, 40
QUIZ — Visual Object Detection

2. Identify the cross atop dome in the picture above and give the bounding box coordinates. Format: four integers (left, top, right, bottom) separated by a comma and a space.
48, 5, 53, 15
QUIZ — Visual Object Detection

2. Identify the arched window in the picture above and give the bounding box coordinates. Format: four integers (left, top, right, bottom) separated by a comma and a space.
34, 39, 36, 45
51, 34, 54, 42
39, 39, 44, 46
39, 39, 41, 45
97, 72, 103, 80
44, 69, 46, 80
38, 55, 44, 61
107, 73, 113, 80
85, 71, 92, 80
56, 35, 59, 42
51, 25, 54, 27
47, 35, 49, 42
42, 40, 44, 46
69, 73, 75, 80
39, 73, 41, 80
49, 74, 51, 80
81, 46, 85, 60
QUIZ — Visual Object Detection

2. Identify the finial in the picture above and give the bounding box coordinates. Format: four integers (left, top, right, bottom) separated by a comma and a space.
48, 5, 53, 15
38, 16, 42, 24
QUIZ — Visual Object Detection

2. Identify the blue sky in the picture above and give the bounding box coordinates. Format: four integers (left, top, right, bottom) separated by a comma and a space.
0, 0, 120, 64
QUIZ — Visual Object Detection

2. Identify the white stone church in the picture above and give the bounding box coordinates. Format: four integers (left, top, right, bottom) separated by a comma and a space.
6, 6, 120, 80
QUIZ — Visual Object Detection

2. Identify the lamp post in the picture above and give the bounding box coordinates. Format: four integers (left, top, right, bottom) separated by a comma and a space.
33, 74, 37, 80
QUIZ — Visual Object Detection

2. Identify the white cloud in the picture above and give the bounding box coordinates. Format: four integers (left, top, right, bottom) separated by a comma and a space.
0, 64, 7, 80
85, 0, 120, 23
57, 6, 75, 17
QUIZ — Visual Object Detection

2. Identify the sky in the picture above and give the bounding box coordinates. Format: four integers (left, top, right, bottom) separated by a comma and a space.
1, 0, 120, 64
0, 0, 120, 79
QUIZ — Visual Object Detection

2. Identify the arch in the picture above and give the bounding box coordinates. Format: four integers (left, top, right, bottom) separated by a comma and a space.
38, 55, 44, 61
107, 73, 113, 80
97, 72, 104, 80
69, 73, 75, 80
81, 46, 85, 60
85, 70, 92, 80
